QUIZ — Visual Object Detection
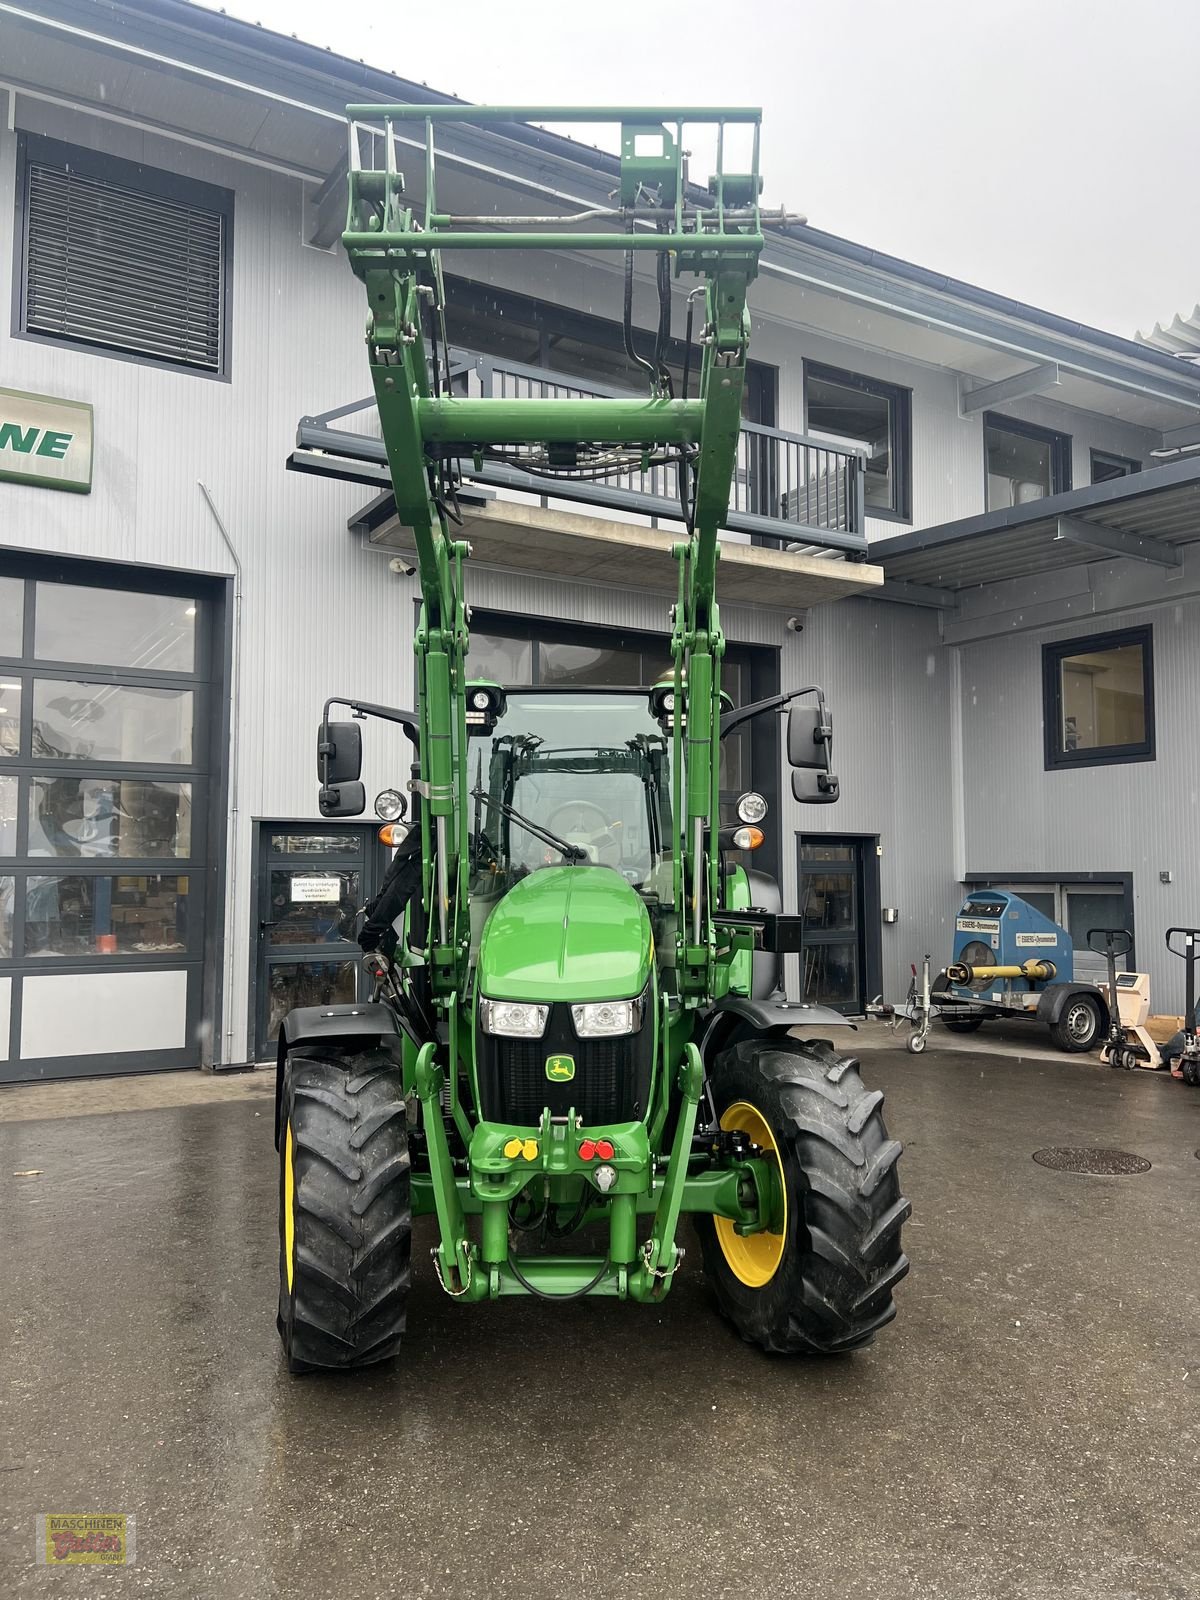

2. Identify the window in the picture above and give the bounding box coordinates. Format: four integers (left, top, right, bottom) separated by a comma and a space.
804, 362, 911, 520
17, 134, 232, 377
1091, 449, 1141, 484
462, 610, 778, 865
441, 275, 776, 424
984, 413, 1071, 509
1042, 626, 1154, 770
34, 584, 197, 672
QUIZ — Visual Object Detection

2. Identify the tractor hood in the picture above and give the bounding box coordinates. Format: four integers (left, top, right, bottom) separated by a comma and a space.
479, 866, 652, 1002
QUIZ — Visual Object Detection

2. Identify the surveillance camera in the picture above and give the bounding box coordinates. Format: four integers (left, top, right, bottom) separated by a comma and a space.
786, 615, 805, 633
388, 557, 416, 577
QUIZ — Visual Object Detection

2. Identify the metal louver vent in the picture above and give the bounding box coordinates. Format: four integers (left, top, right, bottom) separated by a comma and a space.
24, 161, 226, 372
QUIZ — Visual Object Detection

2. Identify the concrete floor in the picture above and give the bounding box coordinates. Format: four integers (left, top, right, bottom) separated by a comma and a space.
1, 1045, 1198, 1600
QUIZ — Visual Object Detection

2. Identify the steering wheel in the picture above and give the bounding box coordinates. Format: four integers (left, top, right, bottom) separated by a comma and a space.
546, 799, 623, 868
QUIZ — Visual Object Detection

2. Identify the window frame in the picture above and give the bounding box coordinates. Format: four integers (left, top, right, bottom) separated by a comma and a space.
12, 132, 235, 381
802, 360, 912, 523
983, 411, 1072, 510
1090, 448, 1141, 484
1041, 624, 1155, 771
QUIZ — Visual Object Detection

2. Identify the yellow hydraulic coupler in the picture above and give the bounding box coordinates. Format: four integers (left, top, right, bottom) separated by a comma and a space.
946, 959, 1057, 984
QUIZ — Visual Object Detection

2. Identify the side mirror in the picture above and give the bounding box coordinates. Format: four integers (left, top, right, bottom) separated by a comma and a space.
792, 770, 840, 805
319, 780, 366, 817
317, 720, 362, 785
787, 702, 832, 769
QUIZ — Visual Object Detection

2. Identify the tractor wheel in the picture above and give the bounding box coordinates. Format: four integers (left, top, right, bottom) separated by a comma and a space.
944, 1016, 983, 1034
1049, 995, 1104, 1053
698, 1037, 910, 1355
277, 1044, 411, 1374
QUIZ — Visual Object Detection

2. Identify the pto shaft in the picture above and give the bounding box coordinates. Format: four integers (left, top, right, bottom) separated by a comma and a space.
947, 959, 1057, 984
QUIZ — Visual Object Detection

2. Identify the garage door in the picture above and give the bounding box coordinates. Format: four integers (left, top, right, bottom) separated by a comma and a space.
0, 562, 223, 1081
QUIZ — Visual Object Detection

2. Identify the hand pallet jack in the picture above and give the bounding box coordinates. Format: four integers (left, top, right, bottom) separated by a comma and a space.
1090, 928, 1160, 1071
1165, 927, 1200, 1085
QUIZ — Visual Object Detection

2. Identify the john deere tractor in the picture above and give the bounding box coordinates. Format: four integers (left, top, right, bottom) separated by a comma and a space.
274, 105, 908, 1369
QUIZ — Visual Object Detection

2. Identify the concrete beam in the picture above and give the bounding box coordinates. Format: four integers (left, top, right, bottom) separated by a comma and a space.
959, 362, 1060, 416
878, 578, 958, 610
1054, 515, 1181, 570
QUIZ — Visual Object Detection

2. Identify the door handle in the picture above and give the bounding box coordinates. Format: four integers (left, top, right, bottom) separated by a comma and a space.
259, 919, 278, 932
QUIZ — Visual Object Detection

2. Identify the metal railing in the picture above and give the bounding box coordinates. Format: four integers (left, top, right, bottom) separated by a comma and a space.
452, 349, 867, 552
294, 347, 868, 556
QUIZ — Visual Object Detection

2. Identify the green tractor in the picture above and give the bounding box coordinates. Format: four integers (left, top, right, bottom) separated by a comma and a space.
274, 105, 909, 1369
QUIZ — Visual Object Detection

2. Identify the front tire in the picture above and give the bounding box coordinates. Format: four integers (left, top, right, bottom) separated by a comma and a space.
698, 1038, 910, 1355
278, 1044, 411, 1373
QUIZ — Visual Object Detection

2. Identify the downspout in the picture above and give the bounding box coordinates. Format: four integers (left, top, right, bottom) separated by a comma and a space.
199, 482, 243, 1066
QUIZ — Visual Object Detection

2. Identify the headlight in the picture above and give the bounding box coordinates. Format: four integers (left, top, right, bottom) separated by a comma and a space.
736, 790, 768, 824
571, 999, 640, 1038
731, 826, 764, 850
479, 998, 549, 1038
471, 690, 491, 710
374, 787, 406, 821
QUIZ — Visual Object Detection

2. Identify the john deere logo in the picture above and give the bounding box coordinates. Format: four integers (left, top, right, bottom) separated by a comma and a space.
545, 1054, 575, 1082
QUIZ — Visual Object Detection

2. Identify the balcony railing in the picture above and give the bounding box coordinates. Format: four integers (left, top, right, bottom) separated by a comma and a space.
294, 346, 868, 556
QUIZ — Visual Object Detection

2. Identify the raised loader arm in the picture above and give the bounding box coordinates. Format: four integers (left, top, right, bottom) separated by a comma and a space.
342, 105, 770, 1007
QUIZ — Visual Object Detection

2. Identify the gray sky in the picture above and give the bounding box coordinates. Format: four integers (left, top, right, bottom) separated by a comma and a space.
238, 0, 1195, 341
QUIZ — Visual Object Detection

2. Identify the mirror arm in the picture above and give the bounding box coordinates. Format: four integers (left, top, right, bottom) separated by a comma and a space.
719, 685, 825, 740
324, 695, 421, 746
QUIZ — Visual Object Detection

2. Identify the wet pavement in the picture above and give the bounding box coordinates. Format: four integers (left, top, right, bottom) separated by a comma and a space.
1, 1047, 1198, 1600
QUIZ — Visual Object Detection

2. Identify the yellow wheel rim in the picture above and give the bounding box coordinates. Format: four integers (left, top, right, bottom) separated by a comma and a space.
714, 1100, 787, 1288
283, 1122, 296, 1293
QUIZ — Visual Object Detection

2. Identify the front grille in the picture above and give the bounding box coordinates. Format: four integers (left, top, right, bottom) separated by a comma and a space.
477, 997, 652, 1126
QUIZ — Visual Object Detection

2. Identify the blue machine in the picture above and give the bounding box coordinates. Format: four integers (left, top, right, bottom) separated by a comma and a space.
948, 890, 1073, 999
932, 890, 1109, 1052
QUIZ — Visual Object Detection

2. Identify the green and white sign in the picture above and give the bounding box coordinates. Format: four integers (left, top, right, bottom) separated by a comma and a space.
0, 387, 93, 494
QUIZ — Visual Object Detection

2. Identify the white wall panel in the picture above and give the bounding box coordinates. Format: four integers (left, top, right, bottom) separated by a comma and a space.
22, 969, 189, 1058
0, 976, 11, 1060
955, 596, 1200, 1003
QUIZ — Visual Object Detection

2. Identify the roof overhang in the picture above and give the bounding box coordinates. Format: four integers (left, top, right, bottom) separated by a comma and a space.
7, 0, 1200, 439
872, 456, 1200, 594
348, 490, 884, 611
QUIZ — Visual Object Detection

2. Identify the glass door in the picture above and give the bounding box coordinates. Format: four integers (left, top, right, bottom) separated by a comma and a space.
253, 824, 381, 1060
799, 838, 868, 1014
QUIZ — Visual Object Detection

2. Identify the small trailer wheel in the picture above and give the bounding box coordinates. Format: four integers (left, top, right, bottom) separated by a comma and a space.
905, 1031, 926, 1055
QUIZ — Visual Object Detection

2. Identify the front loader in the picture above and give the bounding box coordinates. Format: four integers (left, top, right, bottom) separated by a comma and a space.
274, 106, 909, 1369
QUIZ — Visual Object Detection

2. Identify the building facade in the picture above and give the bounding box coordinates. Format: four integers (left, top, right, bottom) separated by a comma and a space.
1, 0, 1198, 1079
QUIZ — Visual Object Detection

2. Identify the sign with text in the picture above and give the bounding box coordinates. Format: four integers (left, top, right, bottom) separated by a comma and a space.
290, 875, 342, 904
0, 387, 93, 494
36, 1514, 134, 1565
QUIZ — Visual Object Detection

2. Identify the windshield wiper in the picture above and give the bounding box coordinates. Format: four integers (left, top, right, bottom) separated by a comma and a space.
470, 786, 587, 864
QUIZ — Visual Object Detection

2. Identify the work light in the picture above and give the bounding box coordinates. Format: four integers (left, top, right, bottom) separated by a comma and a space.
374, 788, 406, 821
571, 999, 640, 1038
479, 999, 550, 1038
736, 790, 768, 824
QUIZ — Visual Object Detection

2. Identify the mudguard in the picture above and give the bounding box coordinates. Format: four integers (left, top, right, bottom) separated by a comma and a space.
1036, 983, 1109, 1030
274, 1002, 403, 1148
700, 992, 854, 1067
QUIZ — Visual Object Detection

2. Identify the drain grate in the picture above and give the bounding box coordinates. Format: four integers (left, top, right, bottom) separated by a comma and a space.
1033, 1147, 1150, 1175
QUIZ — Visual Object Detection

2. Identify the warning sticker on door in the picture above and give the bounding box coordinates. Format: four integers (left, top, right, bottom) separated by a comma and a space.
290, 875, 341, 904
